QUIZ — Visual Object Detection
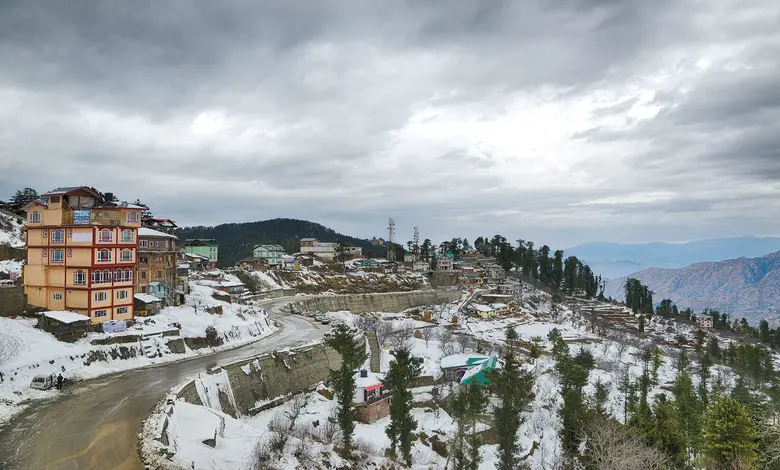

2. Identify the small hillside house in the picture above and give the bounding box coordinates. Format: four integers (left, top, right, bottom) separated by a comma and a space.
354, 369, 390, 423
252, 244, 287, 267
696, 314, 714, 329
440, 354, 493, 383
134, 293, 162, 316
37, 310, 92, 341
183, 239, 218, 268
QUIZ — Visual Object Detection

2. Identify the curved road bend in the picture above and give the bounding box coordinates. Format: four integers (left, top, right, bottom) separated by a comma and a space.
0, 297, 327, 470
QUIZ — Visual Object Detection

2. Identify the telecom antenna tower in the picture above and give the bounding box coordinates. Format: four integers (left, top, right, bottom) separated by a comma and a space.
413, 226, 420, 261
387, 217, 396, 261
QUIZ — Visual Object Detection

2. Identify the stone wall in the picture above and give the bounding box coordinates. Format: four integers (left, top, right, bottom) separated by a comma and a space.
427, 272, 462, 287
177, 342, 342, 418
289, 289, 461, 314
0, 285, 26, 317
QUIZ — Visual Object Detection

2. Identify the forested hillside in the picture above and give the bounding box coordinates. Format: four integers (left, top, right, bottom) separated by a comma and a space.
606, 251, 780, 324
176, 218, 385, 266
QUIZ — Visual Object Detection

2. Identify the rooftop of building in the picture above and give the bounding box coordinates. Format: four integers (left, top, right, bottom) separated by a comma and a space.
253, 244, 286, 251
138, 227, 178, 239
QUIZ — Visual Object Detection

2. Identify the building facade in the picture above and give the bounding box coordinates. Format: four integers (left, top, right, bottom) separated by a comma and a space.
252, 244, 287, 266
298, 238, 363, 260
136, 227, 179, 305
23, 186, 142, 324
183, 239, 218, 267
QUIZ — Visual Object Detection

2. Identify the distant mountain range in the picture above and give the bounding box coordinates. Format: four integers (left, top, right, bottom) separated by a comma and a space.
176, 218, 386, 267
565, 237, 780, 279
604, 250, 780, 324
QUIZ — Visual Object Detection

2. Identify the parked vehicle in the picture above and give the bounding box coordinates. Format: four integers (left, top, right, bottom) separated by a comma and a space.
318, 315, 331, 325
30, 374, 56, 390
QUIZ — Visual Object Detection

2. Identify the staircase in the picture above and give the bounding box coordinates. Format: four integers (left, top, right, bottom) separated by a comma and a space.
367, 331, 381, 373
139, 332, 164, 358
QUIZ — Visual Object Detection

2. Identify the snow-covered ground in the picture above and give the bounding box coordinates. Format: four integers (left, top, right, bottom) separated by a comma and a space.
0, 259, 23, 276
140, 281, 753, 470
0, 279, 277, 425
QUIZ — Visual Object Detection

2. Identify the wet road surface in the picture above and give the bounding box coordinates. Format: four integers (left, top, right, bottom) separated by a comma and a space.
0, 297, 325, 470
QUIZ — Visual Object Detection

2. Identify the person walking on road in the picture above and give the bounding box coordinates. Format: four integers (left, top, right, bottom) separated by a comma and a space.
56, 374, 63, 390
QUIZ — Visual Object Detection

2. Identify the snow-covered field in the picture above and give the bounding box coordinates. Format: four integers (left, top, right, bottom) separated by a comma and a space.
0, 280, 277, 425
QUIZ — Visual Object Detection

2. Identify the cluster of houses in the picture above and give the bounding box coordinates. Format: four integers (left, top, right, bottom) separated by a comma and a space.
353, 352, 499, 423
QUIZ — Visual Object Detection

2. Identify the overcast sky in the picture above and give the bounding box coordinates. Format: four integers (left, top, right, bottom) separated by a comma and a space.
1, 0, 779, 248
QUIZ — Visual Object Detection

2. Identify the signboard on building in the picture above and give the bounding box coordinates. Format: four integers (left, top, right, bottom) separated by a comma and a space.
73, 210, 90, 225
9, 271, 19, 281
102, 320, 128, 334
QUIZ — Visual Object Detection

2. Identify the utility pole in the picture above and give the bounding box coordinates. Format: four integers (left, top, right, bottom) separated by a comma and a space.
387, 218, 396, 261
413, 226, 420, 261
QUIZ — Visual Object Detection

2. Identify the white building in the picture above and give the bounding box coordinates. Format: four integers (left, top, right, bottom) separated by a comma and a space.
696, 314, 713, 329
436, 257, 454, 271
299, 238, 362, 260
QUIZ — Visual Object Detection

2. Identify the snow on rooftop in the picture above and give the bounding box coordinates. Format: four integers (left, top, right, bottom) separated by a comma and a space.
138, 227, 177, 239
356, 371, 383, 389
489, 302, 508, 309
42, 310, 90, 324
472, 304, 493, 313
134, 293, 162, 303
440, 353, 490, 369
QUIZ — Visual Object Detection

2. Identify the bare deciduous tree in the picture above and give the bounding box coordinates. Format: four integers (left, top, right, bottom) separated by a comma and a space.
456, 334, 473, 353
420, 326, 438, 347
439, 328, 456, 355
584, 418, 667, 470
267, 413, 292, 453
284, 393, 308, 430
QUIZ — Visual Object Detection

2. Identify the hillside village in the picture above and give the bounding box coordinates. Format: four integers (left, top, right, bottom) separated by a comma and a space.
1, 187, 780, 470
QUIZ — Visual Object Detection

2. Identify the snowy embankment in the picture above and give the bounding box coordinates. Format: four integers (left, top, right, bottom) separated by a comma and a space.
0, 281, 277, 426
0, 210, 25, 248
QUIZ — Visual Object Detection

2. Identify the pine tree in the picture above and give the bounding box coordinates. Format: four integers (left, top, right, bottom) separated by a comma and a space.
703, 395, 758, 467
648, 395, 687, 467
674, 370, 703, 457
325, 324, 368, 457
651, 347, 663, 386
383, 348, 421, 465
488, 350, 535, 470
697, 353, 713, 405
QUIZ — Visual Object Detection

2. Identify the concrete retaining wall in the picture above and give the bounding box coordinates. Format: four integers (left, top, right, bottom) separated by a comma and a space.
0, 285, 26, 317
289, 289, 461, 314
177, 342, 342, 418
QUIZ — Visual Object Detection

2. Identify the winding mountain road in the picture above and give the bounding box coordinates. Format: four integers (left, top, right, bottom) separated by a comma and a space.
0, 297, 326, 470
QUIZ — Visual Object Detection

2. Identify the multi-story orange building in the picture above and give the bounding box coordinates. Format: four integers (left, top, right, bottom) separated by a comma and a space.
23, 186, 143, 324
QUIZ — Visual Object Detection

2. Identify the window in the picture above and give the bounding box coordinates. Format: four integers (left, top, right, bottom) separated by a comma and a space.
141, 271, 147, 279
120, 249, 133, 262
140, 240, 148, 248
49, 195, 60, 203
51, 229, 64, 243
68, 229, 73, 238
125, 268, 133, 282
98, 229, 113, 243
94, 310, 107, 318
92, 270, 111, 284
157, 270, 163, 278
127, 211, 139, 223
117, 307, 128, 315
74, 270, 86, 285
97, 249, 112, 262
94, 292, 108, 302
116, 290, 128, 300
30, 211, 41, 223
51, 249, 64, 263
53, 293, 63, 300
43, 230, 48, 238
140, 256, 148, 264
120, 229, 134, 243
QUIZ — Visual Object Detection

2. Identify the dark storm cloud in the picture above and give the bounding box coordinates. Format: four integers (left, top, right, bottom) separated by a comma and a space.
1, 0, 779, 247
